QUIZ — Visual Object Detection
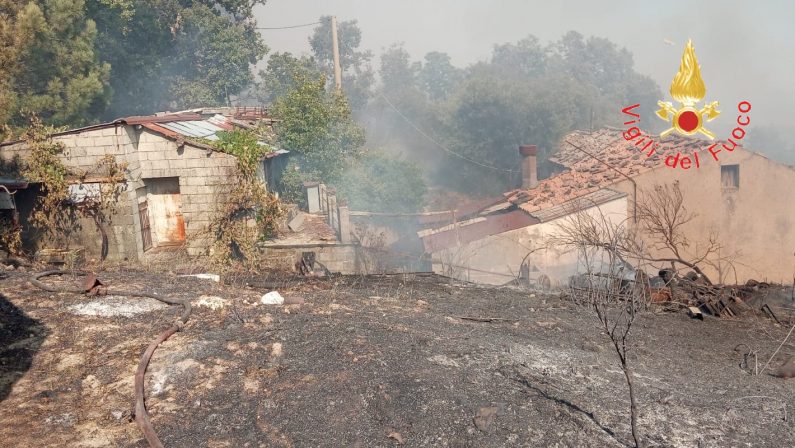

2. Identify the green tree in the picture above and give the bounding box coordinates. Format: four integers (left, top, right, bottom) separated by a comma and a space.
379, 44, 419, 95
365, 32, 661, 196
365, 44, 447, 176
548, 31, 660, 127
1, 0, 110, 135
270, 74, 365, 202
309, 16, 374, 111
258, 52, 323, 104
491, 35, 547, 79
87, 0, 267, 117
438, 67, 593, 194
418, 51, 463, 101
339, 151, 426, 213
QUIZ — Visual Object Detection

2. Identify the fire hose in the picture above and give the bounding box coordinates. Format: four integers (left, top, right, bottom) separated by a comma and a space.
30, 270, 192, 448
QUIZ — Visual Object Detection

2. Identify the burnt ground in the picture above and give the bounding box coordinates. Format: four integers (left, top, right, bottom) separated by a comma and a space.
1, 266, 794, 447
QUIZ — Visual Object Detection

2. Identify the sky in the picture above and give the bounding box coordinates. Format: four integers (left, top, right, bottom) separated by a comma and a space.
254, 0, 795, 131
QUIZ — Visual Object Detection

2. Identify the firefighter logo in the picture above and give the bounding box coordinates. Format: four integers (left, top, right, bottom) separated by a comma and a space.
656, 39, 720, 139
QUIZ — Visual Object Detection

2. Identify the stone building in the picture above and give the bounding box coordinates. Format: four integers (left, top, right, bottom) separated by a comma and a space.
0, 108, 287, 261
420, 128, 795, 285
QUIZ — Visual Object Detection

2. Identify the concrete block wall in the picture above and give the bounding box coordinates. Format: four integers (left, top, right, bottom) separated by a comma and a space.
54, 126, 133, 172
131, 130, 239, 257
57, 127, 138, 261
2, 126, 244, 261
1, 126, 140, 261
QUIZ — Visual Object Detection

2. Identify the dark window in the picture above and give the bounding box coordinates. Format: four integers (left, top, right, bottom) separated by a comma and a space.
721, 164, 739, 189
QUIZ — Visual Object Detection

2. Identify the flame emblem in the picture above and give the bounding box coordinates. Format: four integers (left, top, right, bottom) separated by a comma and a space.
656, 39, 720, 139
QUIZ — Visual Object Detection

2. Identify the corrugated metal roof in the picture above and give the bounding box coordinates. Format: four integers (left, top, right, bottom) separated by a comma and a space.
158, 120, 225, 140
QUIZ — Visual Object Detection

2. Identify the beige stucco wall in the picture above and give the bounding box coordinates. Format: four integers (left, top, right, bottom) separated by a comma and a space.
431, 197, 628, 286
610, 148, 795, 284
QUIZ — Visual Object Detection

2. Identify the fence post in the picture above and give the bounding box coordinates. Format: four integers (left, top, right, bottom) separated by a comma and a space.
327, 187, 337, 230
338, 200, 351, 243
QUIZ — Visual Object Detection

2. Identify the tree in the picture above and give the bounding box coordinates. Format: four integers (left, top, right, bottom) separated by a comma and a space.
418, 51, 463, 101
1, 0, 110, 135
202, 128, 283, 271
258, 52, 323, 104
270, 74, 365, 202
169, 4, 267, 107
339, 151, 427, 213
636, 182, 735, 284
438, 69, 593, 194
309, 16, 374, 111
363, 32, 661, 197
491, 35, 547, 79
379, 44, 419, 95
87, 0, 267, 117
548, 31, 661, 128
555, 206, 649, 448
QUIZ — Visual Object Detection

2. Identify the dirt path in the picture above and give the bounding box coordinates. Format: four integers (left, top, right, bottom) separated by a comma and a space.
1, 269, 793, 447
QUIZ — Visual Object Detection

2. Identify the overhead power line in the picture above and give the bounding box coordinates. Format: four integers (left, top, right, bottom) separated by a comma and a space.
377, 93, 517, 173
256, 21, 321, 30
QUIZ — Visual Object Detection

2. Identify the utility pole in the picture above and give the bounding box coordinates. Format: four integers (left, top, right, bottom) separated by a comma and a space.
331, 16, 342, 91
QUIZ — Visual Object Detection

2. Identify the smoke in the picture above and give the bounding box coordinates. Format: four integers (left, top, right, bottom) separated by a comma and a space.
255, 0, 794, 163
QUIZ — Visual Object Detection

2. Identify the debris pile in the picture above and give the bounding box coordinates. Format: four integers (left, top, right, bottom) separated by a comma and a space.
652, 272, 793, 322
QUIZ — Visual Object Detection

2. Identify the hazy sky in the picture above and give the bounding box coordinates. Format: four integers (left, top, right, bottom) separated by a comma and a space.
255, 1, 794, 130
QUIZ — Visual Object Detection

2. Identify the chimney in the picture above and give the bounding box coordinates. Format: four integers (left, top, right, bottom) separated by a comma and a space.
519, 145, 538, 189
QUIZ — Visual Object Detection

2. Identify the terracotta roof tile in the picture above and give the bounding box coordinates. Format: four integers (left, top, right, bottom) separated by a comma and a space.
502, 128, 727, 213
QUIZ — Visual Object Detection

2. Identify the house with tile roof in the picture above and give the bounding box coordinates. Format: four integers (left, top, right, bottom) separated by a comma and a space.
0, 107, 289, 261
419, 128, 795, 286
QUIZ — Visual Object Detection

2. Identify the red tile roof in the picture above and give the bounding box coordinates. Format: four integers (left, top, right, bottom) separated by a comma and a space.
419, 209, 539, 252
419, 128, 713, 249
503, 128, 717, 214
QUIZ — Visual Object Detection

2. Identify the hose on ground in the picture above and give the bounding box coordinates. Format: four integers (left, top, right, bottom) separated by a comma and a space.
29, 270, 192, 448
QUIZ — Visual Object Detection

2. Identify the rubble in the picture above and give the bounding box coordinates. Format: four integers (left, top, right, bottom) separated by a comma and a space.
261, 291, 285, 305
649, 274, 789, 321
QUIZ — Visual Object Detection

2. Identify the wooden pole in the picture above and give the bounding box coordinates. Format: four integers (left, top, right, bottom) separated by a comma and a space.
331, 16, 342, 91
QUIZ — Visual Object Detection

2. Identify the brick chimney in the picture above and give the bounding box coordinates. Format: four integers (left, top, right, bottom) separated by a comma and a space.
519, 145, 538, 189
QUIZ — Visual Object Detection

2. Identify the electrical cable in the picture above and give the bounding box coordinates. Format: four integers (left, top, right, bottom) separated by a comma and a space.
377, 93, 518, 173
256, 21, 321, 30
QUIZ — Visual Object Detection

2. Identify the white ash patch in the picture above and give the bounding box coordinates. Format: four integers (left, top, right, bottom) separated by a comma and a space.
68, 295, 167, 317
149, 358, 202, 396
507, 343, 613, 389
194, 295, 228, 310
427, 354, 460, 367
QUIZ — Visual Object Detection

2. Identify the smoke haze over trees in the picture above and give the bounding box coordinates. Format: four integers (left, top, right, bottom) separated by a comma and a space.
6, 3, 792, 206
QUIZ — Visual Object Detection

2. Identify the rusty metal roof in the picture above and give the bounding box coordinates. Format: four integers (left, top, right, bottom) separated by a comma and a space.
122, 113, 202, 125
